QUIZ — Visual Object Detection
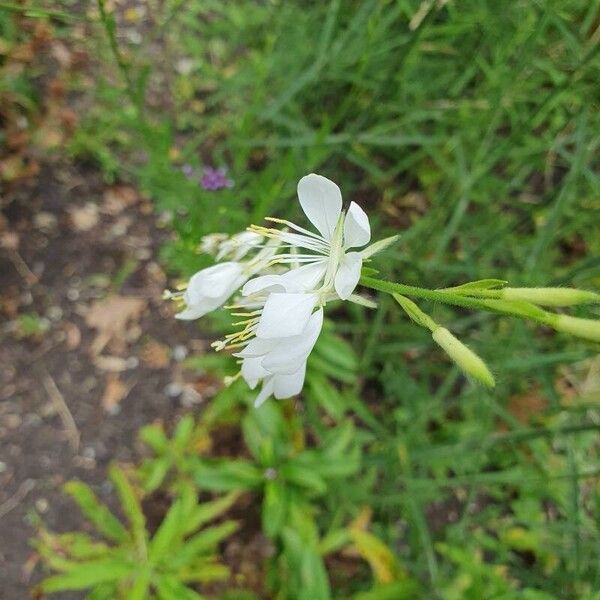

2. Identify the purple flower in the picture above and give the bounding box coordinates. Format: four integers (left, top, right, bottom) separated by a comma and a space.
201, 166, 234, 191
181, 164, 195, 179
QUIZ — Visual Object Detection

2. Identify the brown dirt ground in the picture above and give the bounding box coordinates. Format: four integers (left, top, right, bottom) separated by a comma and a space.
0, 158, 218, 598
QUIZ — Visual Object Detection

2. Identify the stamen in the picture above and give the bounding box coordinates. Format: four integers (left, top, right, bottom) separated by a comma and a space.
264, 217, 328, 243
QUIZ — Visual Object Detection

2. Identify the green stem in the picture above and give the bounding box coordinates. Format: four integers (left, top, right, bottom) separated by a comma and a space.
96, 0, 144, 119
0, 2, 75, 19
360, 276, 558, 327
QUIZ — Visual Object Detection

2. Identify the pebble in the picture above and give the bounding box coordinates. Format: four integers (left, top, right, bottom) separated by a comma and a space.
67, 288, 80, 301
172, 345, 188, 361
35, 498, 49, 514
47, 305, 63, 321
4, 414, 22, 429
164, 382, 183, 398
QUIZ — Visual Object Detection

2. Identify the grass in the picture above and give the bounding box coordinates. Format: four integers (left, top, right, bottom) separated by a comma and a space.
36, 0, 600, 597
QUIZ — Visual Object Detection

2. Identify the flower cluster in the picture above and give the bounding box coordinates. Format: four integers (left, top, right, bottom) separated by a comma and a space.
170, 174, 395, 406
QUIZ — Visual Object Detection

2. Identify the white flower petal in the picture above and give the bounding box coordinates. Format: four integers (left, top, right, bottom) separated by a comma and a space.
297, 173, 342, 240
254, 377, 275, 407
255, 292, 318, 339
175, 306, 211, 320
241, 357, 269, 389
276, 261, 327, 292
344, 201, 371, 249
242, 275, 287, 296
261, 308, 323, 374
187, 262, 244, 301
334, 252, 362, 300
234, 336, 278, 358
273, 363, 307, 399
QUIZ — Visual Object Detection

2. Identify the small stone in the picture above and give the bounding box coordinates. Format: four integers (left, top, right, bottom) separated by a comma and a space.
4, 414, 22, 429
173, 345, 188, 362
35, 498, 49, 513
0, 461, 7, 473
164, 382, 183, 398
67, 288, 80, 301
180, 385, 203, 407
82, 446, 96, 459
47, 305, 63, 321
23, 413, 42, 427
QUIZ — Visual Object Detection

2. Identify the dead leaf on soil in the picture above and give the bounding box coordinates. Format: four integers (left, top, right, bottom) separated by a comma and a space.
0, 231, 19, 250
68, 203, 99, 232
94, 355, 130, 372
101, 374, 130, 413
63, 322, 81, 350
498, 387, 549, 430
85, 295, 147, 355
102, 185, 140, 215
141, 339, 170, 369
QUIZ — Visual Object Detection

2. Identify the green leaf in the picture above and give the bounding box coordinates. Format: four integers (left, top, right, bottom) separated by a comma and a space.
352, 582, 421, 600
314, 330, 358, 373
108, 464, 146, 549
179, 562, 230, 583
129, 567, 152, 600
299, 546, 331, 600
139, 423, 169, 452
63, 481, 128, 543
172, 521, 238, 568
149, 499, 184, 563
442, 279, 508, 292
184, 491, 240, 535
262, 479, 287, 538
142, 456, 171, 492
306, 373, 346, 420
193, 460, 263, 492
155, 575, 206, 600
174, 415, 195, 450
281, 462, 328, 495
39, 559, 134, 592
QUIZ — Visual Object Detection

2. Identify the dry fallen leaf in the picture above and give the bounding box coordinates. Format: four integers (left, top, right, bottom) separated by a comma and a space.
69, 203, 99, 232
141, 339, 170, 369
101, 374, 129, 413
94, 355, 130, 372
64, 322, 81, 350
497, 387, 549, 431
85, 295, 147, 355
0, 231, 19, 250
102, 185, 139, 215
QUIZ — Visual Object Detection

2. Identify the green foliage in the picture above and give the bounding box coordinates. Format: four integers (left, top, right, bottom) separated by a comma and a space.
34, 466, 238, 599
38, 0, 600, 598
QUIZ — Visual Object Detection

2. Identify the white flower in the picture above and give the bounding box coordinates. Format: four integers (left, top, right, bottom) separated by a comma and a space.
173, 173, 399, 407
236, 308, 324, 406
215, 231, 264, 261
175, 262, 246, 320
175, 231, 277, 320
250, 173, 372, 301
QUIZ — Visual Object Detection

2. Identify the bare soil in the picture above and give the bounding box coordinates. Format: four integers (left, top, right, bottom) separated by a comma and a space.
0, 158, 211, 598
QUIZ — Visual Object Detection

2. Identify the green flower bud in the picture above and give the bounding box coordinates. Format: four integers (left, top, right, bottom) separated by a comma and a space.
553, 315, 600, 343
501, 287, 599, 307
432, 327, 495, 388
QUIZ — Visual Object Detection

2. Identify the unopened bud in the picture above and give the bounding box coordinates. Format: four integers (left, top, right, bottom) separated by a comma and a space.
432, 327, 495, 388
501, 287, 599, 307
553, 315, 600, 343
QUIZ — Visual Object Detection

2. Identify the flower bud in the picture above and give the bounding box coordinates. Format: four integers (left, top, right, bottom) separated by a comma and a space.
501, 287, 599, 307
552, 315, 600, 343
432, 327, 495, 388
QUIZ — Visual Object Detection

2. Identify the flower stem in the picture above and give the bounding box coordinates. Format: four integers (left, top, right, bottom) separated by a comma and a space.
360, 276, 558, 327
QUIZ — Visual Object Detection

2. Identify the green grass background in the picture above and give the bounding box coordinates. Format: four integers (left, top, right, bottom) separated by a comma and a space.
23, 0, 600, 597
